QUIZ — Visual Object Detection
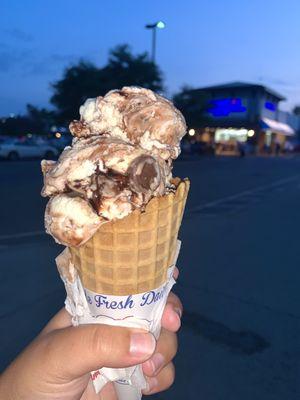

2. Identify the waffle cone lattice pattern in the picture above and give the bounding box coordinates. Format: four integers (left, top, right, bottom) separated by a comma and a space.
69, 179, 190, 295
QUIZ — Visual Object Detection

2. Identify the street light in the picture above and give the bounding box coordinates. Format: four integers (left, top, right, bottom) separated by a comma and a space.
145, 21, 165, 63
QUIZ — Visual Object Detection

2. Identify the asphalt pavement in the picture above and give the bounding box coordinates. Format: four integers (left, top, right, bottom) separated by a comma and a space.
1, 155, 300, 399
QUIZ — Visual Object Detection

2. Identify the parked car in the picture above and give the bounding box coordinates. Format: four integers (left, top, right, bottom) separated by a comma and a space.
0, 138, 58, 160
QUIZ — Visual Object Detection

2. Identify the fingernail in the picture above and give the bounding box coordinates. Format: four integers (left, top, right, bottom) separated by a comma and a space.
144, 377, 158, 393
173, 267, 179, 279
130, 333, 156, 357
174, 307, 182, 319
150, 353, 165, 374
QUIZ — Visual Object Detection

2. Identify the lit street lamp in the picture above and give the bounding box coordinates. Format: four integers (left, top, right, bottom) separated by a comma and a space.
145, 21, 165, 63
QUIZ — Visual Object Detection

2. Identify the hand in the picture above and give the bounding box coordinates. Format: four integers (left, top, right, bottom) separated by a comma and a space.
0, 288, 182, 399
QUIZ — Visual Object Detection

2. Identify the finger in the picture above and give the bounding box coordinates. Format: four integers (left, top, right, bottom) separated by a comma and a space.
99, 382, 118, 400
173, 266, 179, 280
38, 324, 156, 380
80, 379, 102, 400
165, 292, 183, 317
39, 308, 72, 336
80, 380, 117, 400
142, 362, 175, 395
142, 328, 177, 377
161, 292, 183, 332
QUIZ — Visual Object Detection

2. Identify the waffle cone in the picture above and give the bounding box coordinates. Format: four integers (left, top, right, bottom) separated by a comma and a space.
69, 178, 190, 295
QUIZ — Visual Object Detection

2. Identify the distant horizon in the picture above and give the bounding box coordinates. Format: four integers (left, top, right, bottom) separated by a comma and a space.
1, 0, 300, 115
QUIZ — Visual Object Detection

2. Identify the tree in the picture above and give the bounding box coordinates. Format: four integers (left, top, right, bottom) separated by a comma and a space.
0, 106, 56, 136
26, 104, 56, 133
0, 115, 34, 136
50, 45, 164, 124
51, 61, 102, 124
293, 105, 300, 115
173, 85, 208, 128
103, 45, 163, 92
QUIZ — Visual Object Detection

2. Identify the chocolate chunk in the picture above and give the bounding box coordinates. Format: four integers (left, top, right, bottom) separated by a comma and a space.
69, 120, 91, 138
128, 155, 161, 194
89, 168, 129, 214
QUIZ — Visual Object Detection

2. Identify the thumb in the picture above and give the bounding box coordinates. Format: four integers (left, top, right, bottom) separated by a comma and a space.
40, 324, 156, 380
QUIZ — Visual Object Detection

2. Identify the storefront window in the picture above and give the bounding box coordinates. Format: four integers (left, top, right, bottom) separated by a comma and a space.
215, 128, 248, 142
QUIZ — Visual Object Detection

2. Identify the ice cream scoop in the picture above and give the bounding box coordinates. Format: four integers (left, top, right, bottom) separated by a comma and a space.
42, 137, 168, 197
42, 87, 186, 246
45, 194, 102, 246
69, 86, 186, 159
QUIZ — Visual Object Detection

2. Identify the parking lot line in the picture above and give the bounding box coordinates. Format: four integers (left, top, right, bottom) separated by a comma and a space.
190, 174, 300, 213
0, 230, 45, 240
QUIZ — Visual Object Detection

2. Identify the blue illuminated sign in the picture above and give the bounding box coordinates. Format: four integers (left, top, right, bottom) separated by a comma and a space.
207, 98, 246, 117
265, 101, 276, 112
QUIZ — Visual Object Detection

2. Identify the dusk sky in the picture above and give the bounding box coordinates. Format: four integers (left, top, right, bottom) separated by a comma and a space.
1, 0, 300, 116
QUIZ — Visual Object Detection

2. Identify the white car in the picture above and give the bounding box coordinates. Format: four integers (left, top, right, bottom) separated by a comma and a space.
0, 139, 58, 160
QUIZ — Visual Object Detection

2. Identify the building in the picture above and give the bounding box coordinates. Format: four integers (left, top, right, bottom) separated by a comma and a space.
188, 82, 296, 155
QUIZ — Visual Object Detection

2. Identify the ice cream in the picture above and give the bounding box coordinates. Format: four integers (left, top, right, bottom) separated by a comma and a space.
41, 86, 186, 247
69, 86, 186, 159
43, 87, 189, 398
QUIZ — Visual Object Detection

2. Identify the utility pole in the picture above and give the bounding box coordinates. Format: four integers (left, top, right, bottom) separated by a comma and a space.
145, 21, 165, 63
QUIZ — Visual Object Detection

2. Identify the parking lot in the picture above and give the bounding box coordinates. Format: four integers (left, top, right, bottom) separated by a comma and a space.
1, 155, 300, 399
